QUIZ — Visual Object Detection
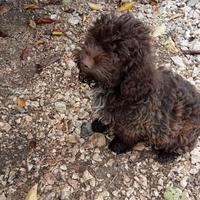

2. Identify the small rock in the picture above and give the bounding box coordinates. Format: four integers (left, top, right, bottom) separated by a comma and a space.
94, 191, 110, 200
85, 133, 106, 148
68, 16, 81, 25
67, 134, 78, 144
61, 185, 72, 200
192, 67, 200, 78
180, 176, 188, 188
55, 101, 67, 113
80, 122, 93, 138
190, 39, 200, 51
68, 179, 79, 189
72, 173, 79, 180
191, 147, 200, 164
60, 164, 67, 171
89, 178, 96, 187
0, 122, 11, 132
83, 170, 93, 182
92, 153, 102, 162
0, 193, 6, 200
171, 56, 186, 68
133, 143, 145, 151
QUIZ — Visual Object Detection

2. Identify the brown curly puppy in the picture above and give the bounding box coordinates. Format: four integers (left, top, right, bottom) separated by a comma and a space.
75, 13, 200, 159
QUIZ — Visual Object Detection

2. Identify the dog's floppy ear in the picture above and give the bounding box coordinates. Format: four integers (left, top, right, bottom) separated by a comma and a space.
120, 61, 155, 102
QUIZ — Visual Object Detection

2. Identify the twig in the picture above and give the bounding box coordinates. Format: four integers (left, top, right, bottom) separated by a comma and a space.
182, 50, 200, 55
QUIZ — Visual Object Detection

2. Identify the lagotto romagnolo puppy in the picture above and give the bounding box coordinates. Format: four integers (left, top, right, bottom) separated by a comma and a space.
75, 13, 200, 160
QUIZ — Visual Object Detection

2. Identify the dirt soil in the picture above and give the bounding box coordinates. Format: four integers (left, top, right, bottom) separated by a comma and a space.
0, 1, 199, 200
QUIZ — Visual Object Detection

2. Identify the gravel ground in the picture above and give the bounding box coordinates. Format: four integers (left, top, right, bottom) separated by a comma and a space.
0, 0, 200, 199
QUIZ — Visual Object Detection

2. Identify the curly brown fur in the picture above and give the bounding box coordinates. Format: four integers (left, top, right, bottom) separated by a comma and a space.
75, 13, 200, 156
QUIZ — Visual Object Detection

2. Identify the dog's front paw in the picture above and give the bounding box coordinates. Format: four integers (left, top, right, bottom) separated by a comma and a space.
91, 118, 109, 133
108, 137, 132, 154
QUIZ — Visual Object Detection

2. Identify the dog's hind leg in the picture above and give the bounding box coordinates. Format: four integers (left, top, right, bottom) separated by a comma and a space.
108, 135, 133, 154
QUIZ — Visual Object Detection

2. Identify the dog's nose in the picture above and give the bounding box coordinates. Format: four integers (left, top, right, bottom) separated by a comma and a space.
82, 56, 94, 69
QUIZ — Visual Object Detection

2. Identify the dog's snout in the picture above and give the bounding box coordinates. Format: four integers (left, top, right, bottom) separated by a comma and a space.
82, 56, 94, 69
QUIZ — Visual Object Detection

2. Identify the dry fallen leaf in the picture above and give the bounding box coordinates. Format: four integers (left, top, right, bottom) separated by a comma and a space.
28, 20, 37, 29
164, 37, 179, 53
33, 40, 45, 46
23, 3, 39, 9
52, 30, 63, 36
25, 184, 38, 200
169, 13, 184, 21
118, 2, 135, 12
149, 0, 160, 15
17, 97, 26, 108
0, 4, 10, 15
20, 48, 29, 60
0, 30, 8, 37
88, 2, 103, 10
152, 23, 166, 37
36, 17, 55, 25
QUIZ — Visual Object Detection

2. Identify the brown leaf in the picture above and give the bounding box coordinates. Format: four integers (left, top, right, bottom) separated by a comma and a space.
36, 17, 55, 25
28, 20, 37, 29
35, 64, 43, 74
0, 30, 8, 37
118, 2, 135, 12
23, 3, 39, 9
20, 48, 29, 60
17, 97, 26, 108
29, 140, 37, 149
149, 0, 160, 15
0, 4, 10, 15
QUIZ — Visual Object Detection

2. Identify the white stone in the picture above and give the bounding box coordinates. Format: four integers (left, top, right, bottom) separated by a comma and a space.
0, 122, 11, 132
60, 164, 67, 171
171, 56, 186, 68
190, 39, 200, 51
180, 176, 188, 188
55, 101, 67, 113
191, 147, 200, 164
83, 170, 93, 182
92, 153, 102, 162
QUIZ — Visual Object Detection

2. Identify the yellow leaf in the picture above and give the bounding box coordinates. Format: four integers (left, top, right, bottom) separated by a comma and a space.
25, 184, 38, 200
164, 37, 179, 53
28, 20, 37, 29
52, 31, 63, 36
17, 98, 26, 108
118, 2, 135, 12
88, 2, 103, 10
33, 40, 45, 46
152, 23, 166, 37
23, 3, 39, 9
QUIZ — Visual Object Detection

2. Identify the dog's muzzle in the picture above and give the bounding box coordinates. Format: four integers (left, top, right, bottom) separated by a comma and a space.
79, 73, 99, 88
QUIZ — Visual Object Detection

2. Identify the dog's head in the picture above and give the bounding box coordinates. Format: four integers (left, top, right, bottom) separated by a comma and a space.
75, 14, 154, 101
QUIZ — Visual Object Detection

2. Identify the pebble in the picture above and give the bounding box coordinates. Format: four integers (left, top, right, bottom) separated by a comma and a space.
0, 122, 11, 132
83, 170, 93, 182
92, 153, 102, 162
171, 56, 186, 68
191, 147, 200, 164
60, 185, 72, 200
94, 191, 110, 200
180, 176, 188, 188
0, 194, 6, 200
80, 122, 93, 138
68, 15, 81, 25
60, 164, 67, 171
55, 101, 67, 113
190, 39, 200, 51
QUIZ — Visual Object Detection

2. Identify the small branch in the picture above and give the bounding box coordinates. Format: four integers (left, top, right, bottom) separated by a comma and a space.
182, 50, 200, 55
